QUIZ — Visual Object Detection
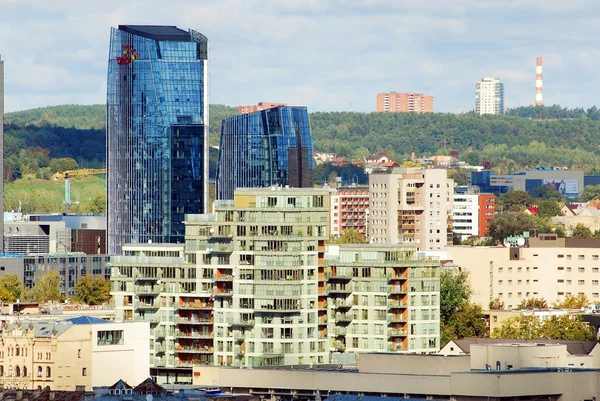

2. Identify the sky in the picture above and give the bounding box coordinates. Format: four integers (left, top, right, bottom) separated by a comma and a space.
0, 0, 598, 113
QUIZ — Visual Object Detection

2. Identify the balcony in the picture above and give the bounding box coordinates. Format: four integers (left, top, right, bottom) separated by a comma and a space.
153, 358, 166, 367
154, 344, 166, 353
177, 317, 213, 324
325, 271, 352, 281
136, 301, 159, 310
387, 300, 407, 309
387, 329, 408, 338
387, 314, 407, 323
388, 344, 405, 352
135, 315, 161, 323
233, 332, 246, 342
335, 313, 353, 323
178, 302, 213, 310
214, 289, 233, 297
334, 341, 346, 352
176, 331, 213, 339
333, 327, 347, 336
175, 346, 214, 354
326, 285, 352, 295
135, 286, 160, 295
154, 328, 166, 338
216, 274, 234, 282
388, 285, 407, 295
333, 298, 353, 309
228, 319, 255, 327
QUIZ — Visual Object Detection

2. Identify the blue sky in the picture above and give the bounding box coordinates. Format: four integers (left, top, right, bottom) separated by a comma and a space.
0, 0, 598, 113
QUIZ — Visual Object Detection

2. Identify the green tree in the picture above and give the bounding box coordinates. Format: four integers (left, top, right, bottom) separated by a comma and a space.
442, 302, 488, 343
74, 275, 111, 306
327, 171, 338, 186
518, 297, 548, 309
0, 274, 24, 303
537, 200, 562, 218
48, 157, 79, 175
492, 314, 543, 339
440, 269, 472, 325
493, 314, 595, 340
334, 228, 368, 244
555, 225, 566, 237
488, 212, 537, 243
447, 169, 469, 186
88, 193, 106, 213
489, 298, 505, 310
553, 294, 590, 309
530, 184, 563, 202
571, 223, 593, 238
581, 184, 600, 201
33, 271, 62, 302
463, 152, 480, 166
500, 191, 533, 212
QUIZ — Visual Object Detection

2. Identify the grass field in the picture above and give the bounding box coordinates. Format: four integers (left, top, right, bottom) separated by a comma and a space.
5, 175, 106, 213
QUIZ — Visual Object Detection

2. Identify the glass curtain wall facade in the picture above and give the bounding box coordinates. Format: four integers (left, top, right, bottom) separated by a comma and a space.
107, 25, 209, 254
216, 106, 314, 200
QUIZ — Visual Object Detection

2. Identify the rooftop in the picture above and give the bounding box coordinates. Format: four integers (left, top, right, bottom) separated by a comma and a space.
118, 25, 191, 41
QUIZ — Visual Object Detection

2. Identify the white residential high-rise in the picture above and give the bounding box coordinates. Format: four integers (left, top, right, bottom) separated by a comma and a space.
475, 77, 504, 115
369, 167, 454, 251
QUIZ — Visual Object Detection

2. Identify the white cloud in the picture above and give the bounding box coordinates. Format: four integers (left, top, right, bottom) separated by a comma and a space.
0, 0, 599, 113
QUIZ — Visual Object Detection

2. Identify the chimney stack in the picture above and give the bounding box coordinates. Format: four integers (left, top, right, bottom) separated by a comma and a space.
535, 57, 543, 106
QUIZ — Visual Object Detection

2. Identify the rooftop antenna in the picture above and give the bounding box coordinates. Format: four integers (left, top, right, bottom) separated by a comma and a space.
348, 101, 352, 111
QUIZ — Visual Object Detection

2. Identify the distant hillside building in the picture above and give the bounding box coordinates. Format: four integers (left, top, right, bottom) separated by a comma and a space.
376, 92, 433, 113
475, 77, 504, 115
237, 102, 288, 114
452, 189, 496, 240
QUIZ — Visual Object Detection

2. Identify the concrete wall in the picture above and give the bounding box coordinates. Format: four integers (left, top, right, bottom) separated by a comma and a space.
358, 353, 470, 375
55, 325, 93, 391
90, 321, 150, 387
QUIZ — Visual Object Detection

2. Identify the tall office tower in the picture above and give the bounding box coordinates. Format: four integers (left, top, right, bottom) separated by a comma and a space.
0, 56, 4, 252
376, 92, 434, 113
216, 106, 314, 200
186, 187, 331, 367
536, 57, 543, 106
475, 78, 504, 115
369, 167, 454, 250
325, 245, 441, 354
107, 25, 209, 254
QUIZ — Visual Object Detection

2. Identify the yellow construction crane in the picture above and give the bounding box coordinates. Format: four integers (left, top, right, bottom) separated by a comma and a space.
53, 168, 106, 212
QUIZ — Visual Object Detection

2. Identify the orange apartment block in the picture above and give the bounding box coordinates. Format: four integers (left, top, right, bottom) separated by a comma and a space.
330, 186, 369, 238
376, 92, 434, 113
237, 102, 288, 114
478, 193, 496, 237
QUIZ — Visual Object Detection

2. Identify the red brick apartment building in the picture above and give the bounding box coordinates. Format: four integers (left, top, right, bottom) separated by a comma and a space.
330, 186, 369, 238
376, 92, 433, 113
237, 102, 288, 114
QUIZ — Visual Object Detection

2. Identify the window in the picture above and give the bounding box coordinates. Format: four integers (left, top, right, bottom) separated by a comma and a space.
78, 349, 81, 358
37, 366, 42, 378
82, 368, 87, 376
22, 366, 27, 377
594, 268, 599, 273
594, 255, 599, 261
579, 255, 585, 260
46, 367, 51, 378
579, 280, 585, 285
579, 267, 586, 273
97, 330, 124, 345
593, 280, 599, 286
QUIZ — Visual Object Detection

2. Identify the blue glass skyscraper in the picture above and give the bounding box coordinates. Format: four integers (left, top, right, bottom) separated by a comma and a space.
107, 25, 208, 254
216, 106, 314, 200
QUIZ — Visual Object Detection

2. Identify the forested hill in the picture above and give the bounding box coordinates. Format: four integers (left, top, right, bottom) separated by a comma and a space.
6, 104, 600, 176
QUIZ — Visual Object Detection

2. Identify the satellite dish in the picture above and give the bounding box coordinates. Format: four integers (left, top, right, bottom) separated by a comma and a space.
517, 238, 525, 246
209, 228, 215, 234
156, 280, 161, 285
146, 394, 153, 401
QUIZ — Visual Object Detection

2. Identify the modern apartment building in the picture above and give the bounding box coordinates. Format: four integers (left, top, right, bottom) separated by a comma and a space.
475, 77, 504, 115
216, 106, 314, 200
325, 245, 440, 354
376, 92, 433, 113
452, 190, 495, 240
0, 318, 149, 391
369, 168, 454, 250
237, 102, 287, 114
106, 25, 209, 254
329, 186, 369, 238
450, 236, 600, 309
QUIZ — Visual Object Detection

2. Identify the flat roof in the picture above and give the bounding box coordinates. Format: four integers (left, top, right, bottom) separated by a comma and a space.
118, 25, 191, 41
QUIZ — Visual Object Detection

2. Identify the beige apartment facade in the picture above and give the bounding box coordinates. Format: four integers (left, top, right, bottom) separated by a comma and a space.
449, 237, 600, 309
329, 186, 369, 238
369, 167, 453, 250
0, 319, 149, 391
376, 92, 433, 113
